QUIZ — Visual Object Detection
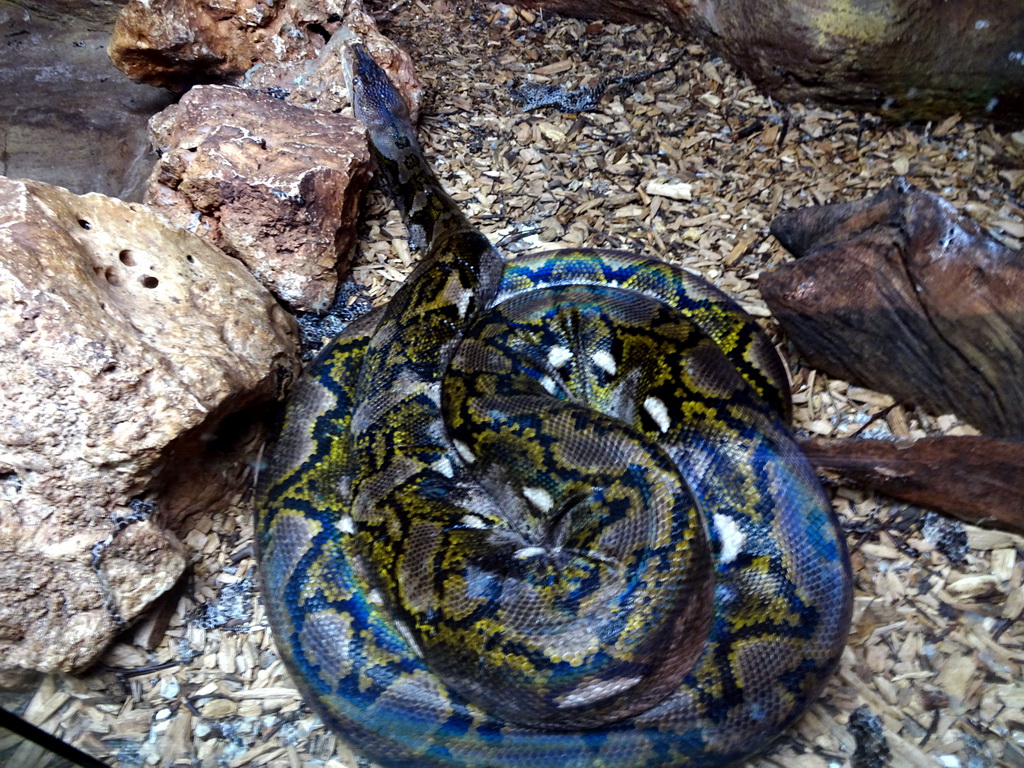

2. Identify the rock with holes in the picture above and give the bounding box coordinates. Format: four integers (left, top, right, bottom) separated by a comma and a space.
145, 84, 371, 313
109, 0, 421, 117
0, 176, 300, 677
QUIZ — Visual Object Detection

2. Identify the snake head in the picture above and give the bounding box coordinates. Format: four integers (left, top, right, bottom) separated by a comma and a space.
341, 36, 421, 167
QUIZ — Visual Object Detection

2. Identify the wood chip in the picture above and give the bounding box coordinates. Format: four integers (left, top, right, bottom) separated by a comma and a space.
645, 179, 693, 200
531, 59, 574, 76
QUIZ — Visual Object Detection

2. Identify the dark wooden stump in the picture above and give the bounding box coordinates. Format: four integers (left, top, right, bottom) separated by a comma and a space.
762, 181, 1024, 440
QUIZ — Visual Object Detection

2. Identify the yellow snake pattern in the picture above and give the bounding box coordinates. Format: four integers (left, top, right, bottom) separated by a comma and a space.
256, 40, 853, 767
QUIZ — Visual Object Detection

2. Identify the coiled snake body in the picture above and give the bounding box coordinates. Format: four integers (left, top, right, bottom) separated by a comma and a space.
256, 41, 853, 767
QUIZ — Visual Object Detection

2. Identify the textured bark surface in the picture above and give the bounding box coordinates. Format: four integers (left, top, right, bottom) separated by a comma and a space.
0, 177, 300, 675
146, 85, 371, 313
514, 0, 1024, 125
801, 436, 1024, 535
761, 181, 1024, 439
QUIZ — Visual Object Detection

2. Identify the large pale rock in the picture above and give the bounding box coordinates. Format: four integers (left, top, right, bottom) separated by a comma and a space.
109, 0, 421, 117
514, 0, 1024, 125
0, 177, 300, 675
146, 85, 371, 312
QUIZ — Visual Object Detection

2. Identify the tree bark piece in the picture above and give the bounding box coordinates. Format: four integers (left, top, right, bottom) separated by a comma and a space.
800, 436, 1024, 535
761, 181, 1024, 439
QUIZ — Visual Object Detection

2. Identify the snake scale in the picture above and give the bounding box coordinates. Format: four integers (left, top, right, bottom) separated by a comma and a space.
256, 39, 853, 768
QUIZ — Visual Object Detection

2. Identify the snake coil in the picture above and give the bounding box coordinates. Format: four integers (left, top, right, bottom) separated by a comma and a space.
256, 39, 853, 768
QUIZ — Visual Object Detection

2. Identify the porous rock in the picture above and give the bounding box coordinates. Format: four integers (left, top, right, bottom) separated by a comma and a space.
146, 84, 371, 312
513, 0, 1024, 125
0, 177, 300, 675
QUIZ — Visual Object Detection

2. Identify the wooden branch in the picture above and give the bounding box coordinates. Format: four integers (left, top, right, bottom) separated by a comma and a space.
800, 435, 1024, 535
761, 180, 1024, 439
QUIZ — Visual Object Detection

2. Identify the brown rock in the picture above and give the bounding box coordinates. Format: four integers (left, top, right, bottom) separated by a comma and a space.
0, 177, 300, 675
109, 0, 421, 117
513, 0, 1024, 125
109, 0, 283, 90
243, 6, 422, 118
110, 0, 420, 312
146, 84, 371, 313
761, 181, 1024, 439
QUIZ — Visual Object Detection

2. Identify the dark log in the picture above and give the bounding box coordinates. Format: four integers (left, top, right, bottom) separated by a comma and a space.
761, 181, 1024, 440
514, 0, 1024, 126
800, 436, 1024, 535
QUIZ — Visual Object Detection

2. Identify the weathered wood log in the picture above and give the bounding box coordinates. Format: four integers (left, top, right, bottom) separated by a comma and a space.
761, 181, 1024, 440
514, 0, 1024, 125
800, 436, 1024, 535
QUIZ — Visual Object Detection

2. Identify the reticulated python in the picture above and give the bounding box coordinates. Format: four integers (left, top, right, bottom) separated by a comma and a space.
256, 39, 853, 768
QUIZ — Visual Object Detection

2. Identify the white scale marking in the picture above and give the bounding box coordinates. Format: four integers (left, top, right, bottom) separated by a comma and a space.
514, 546, 547, 560
643, 395, 672, 433
453, 439, 476, 464
713, 513, 747, 565
523, 486, 554, 513
460, 514, 490, 529
557, 676, 643, 708
337, 516, 355, 535
453, 286, 473, 318
433, 456, 455, 478
591, 349, 617, 375
394, 619, 424, 658
547, 345, 573, 368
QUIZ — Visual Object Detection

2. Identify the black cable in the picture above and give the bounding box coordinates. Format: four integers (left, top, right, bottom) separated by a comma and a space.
0, 705, 110, 768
